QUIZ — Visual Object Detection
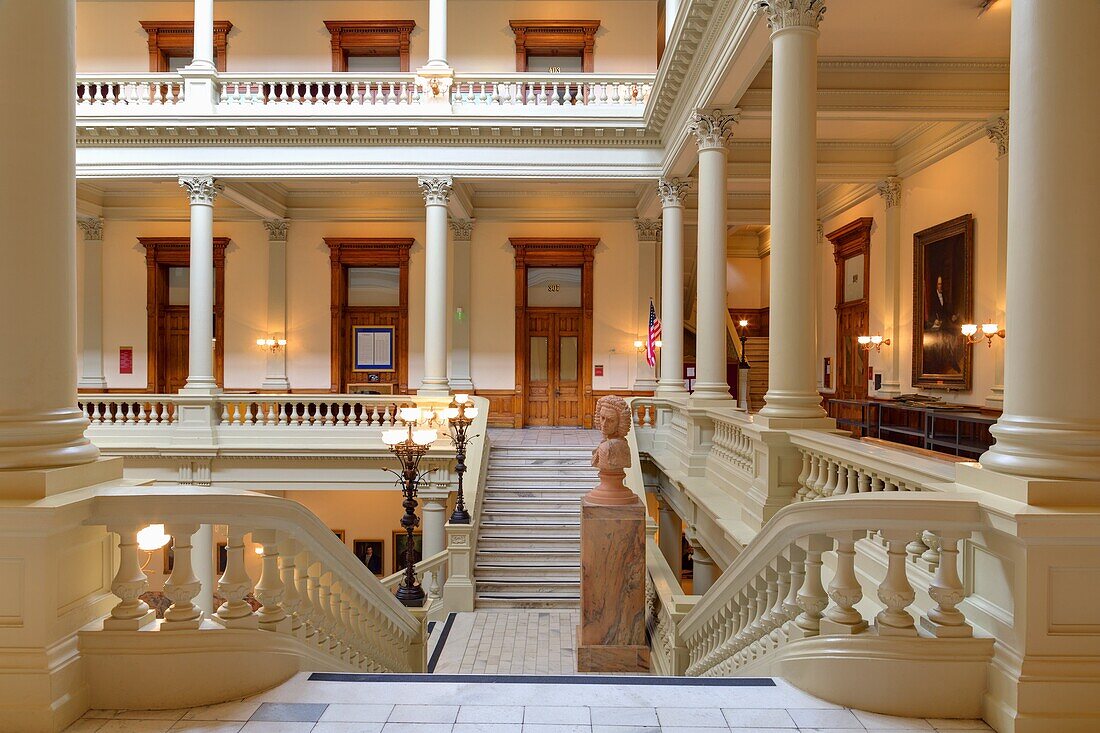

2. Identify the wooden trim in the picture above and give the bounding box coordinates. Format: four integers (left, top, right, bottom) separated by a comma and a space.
140, 20, 232, 72
473, 389, 521, 427
727, 307, 770, 338
324, 20, 416, 72
511, 238, 598, 428
509, 20, 600, 73
912, 214, 975, 391
325, 238, 413, 394
138, 237, 229, 392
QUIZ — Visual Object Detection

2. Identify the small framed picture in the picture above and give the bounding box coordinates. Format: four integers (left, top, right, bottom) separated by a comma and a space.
332, 529, 346, 543
392, 531, 423, 571
216, 542, 228, 574
353, 539, 385, 575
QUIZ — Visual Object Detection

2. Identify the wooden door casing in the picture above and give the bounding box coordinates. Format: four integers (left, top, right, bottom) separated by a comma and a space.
524, 309, 582, 426
140, 237, 227, 393
163, 307, 190, 394
512, 238, 597, 428
836, 303, 869, 401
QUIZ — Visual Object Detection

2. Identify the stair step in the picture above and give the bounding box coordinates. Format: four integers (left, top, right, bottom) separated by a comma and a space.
476, 552, 579, 565
482, 502, 581, 512
475, 579, 579, 592
476, 568, 579, 581
473, 596, 579, 609
478, 537, 580, 552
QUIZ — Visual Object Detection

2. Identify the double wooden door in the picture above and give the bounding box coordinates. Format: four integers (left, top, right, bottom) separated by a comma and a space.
836, 302, 869, 401
525, 309, 582, 426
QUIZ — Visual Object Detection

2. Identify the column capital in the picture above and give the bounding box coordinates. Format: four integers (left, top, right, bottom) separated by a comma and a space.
689, 109, 740, 151
263, 219, 289, 242
657, 177, 691, 207
418, 176, 453, 206
756, 0, 826, 32
449, 217, 474, 241
877, 177, 903, 209
634, 218, 662, 242
179, 176, 221, 206
985, 115, 1009, 158
78, 217, 104, 241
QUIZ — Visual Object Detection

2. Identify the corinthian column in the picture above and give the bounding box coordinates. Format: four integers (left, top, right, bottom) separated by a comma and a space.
634, 218, 661, 391
657, 178, 691, 396
448, 218, 475, 393
758, 0, 828, 422
689, 110, 739, 401
78, 217, 109, 391
418, 177, 453, 396
877, 177, 903, 397
980, 0, 1100, 482
261, 219, 290, 392
179, 176, 221, 395
0, 0, 99, 473
985, 115, 1009, 408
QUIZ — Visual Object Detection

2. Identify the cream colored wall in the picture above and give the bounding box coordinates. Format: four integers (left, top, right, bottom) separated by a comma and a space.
283, 490, 409, 576
76, 0, 657, 73
726, 257, 762, 309
819, 138, 1002, 404
91, 217, 647, 393
468, 220, 650, 391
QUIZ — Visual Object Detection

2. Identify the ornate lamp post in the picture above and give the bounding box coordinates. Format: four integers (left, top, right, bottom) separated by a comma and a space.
737, 319, 750, 368
443, 394, 480, 524
382, 407, 438, 607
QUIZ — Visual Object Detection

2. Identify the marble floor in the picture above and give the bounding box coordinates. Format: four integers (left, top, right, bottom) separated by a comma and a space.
432, 610, 580, 675
66, 673, 993, 733
488, 428, 601, 448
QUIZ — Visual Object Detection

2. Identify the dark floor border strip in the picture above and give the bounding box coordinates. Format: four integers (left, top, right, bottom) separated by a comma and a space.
308, 672, 775, 687
426, 612, 457, 673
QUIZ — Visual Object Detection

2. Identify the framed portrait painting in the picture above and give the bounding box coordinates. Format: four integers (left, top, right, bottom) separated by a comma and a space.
392, 531, 422, 571
353, 539, 385, 576
912, 214, 974, 390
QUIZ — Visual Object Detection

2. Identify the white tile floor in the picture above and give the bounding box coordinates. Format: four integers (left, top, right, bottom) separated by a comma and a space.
432, 611, 580, 675
487, 429, 601, 448
67, 674, 993, 733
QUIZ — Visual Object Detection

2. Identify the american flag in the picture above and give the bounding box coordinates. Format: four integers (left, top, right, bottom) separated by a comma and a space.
646, 299, 662, 367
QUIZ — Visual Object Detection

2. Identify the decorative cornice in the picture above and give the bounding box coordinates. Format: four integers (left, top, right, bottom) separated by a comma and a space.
689, 109, 740, 151
449, 218, 473, 241
634, 218, 662, 242
179, 176, 220, 205
985, 115, 1008, 158
417, 176, 453, 206
263, 219, 289, 242
78, 217, 104, 241
877, 177, 903, 209
756, 0, 826, 32
657, 177, 691, 207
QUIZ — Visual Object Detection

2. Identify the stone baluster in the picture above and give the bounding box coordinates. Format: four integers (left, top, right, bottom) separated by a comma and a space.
811, 456, 829, 498
821, 531, 868, 634
104, 525, 155, 630
214, 527, 258, 628
317, 572, 335, 647
906, 530, 930, 563
795, 451, 811, 500
793, 534, 831, 638
783, 544, 806, 621
305, 559, 325, 643
162, 524, 204, 629
920, 530, 941, 570
822, 459, 838, 497
875, 530, 918, 636
253, 529, 290, 633
279, 538, 304, 636
769, 556, 791, 646
921, 533, 972, 638
844, 464, 858, 494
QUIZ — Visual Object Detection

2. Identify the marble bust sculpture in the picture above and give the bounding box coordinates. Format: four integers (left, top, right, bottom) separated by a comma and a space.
584, 395, 636, 505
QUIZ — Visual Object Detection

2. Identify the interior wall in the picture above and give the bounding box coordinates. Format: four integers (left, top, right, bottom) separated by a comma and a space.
469, 220, 650, 391
75, 0, 657, 73
819, 138, 1002, 405
726, 257, 762, 309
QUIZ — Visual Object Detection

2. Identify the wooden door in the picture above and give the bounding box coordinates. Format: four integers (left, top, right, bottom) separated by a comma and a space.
163, 307, 190, 394
836, 303, 869, 401
525, 310, 582, 426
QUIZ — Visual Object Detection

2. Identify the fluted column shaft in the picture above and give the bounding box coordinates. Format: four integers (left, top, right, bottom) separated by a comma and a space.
419, 177, 453, 396
981, 0, 1100, 481
180, 177, 220, 394
0, 0, 98, 471
657, 179, 690, 396
760, 1, 827, 420
690, 111, 738, 401
78, 218, 108, 390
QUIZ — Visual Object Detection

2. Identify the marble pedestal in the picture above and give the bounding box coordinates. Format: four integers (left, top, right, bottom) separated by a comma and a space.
577, 495, 650, 673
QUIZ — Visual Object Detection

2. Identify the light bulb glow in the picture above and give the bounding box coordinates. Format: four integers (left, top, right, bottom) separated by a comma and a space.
382, 429, 407, 446
870, 335, 883, 345
465, 406, 479, 419
961, 324, 978, 337
399, 407, 420, 422
137, 524, 171, 552
444, 407, 460, 420
981, 322, 999, 336
857, 336, 872, 345
254, 545, 264, 555
633, 340, 644, 349
412, 428, 437, 446
454, 393, 469, 405
738, 319, 748, 328
654, 340, 662, 348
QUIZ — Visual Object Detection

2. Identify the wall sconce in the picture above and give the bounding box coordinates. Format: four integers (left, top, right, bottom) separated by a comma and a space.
633, 339, 645, 354
654, 340, 662, 350
256, 336, 287, 354
857, 335, 890, 352
962, 321, 1005, 347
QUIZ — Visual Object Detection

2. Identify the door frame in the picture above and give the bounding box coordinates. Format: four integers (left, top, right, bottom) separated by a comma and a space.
139, 237, 228, 393
511, 238, 597, 428
325, 238, 412, 393
827, 217, 873, 402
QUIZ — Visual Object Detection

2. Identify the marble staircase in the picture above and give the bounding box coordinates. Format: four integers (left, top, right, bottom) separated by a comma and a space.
474, 445, 597, 608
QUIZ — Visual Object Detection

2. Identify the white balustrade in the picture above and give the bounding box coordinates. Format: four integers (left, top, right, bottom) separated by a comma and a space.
677, 495, 982, 677
712, 416, 754, 475
452, 74, 651, 110
76, 75, 184, 108
218, 75, 421, 108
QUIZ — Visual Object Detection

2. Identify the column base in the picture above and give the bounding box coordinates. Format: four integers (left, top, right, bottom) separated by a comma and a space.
876, 381, 902, 399
985, 385, 1004, 409
179, 378, 221, 396
632, 378, 658, 392
417, 378, 451, 398
77, 377, 109, 391
957, 462, 1100, 507
260, 377, 290, 392
690, 382, 734, 402
979, 413, 1100, 483
759, 389, 828, 421
0, 407, 101, 471
448, 378, 475, 392
654, 381, 688, 397
0, 456, 122, 500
